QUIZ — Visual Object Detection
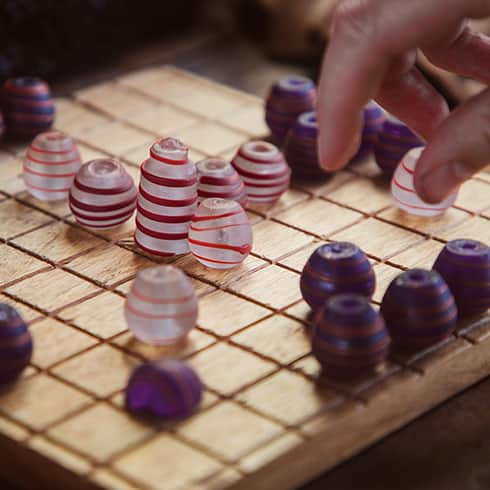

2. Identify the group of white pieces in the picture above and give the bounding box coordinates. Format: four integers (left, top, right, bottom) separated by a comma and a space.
22, 132, 291, 344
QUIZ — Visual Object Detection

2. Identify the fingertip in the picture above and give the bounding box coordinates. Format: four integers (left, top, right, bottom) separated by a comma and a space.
318, 131, 361, 172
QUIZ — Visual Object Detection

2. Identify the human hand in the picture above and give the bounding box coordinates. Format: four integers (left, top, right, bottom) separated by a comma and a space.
317, 0, 490, 203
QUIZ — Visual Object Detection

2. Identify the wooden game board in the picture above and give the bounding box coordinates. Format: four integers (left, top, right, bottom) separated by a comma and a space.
0, 65, 489, 490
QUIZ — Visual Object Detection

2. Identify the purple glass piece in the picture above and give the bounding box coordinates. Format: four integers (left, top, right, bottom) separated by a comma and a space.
300, 242, 375, 311
312, 294, 390, 379
0, 303, 33, 385
374, 115, 424, 178
380, 269, 457, 351
265, 75, 316, 145
126, 359, 202, 419
3, 77, 55, 139
284, 111, 330, 179
352, 101, 386, 161
433, 239, 490, 316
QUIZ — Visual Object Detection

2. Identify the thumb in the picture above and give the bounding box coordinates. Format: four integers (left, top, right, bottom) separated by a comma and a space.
413, 87, 490, 204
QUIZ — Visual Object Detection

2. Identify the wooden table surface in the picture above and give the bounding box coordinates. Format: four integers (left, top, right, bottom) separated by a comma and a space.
3, 29, 490, 490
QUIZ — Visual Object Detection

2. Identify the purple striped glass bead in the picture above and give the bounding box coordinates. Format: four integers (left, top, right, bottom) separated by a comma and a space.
380, 269, 457, 351
265, 75, 316, 145
374, 115, 423, 178
352, 101, 386, 161
0, 303, 33, 385
433, 239, 490, 317
3, 77, 55, 139
284, 111, 330, 179
312, 294, 390, 379
126, 359, 202, 419
300, 242, 375, 311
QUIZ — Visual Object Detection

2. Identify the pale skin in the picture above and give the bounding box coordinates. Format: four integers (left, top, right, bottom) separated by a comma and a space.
317, 0, 490, 203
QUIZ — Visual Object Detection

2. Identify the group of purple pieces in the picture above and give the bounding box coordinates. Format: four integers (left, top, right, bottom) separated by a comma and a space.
266, 74, 423, 179
301, 240, 490, 378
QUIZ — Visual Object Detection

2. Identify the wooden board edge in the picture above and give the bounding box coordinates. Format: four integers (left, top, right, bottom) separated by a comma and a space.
229, 336, 490, 490
0, 433, 101, 490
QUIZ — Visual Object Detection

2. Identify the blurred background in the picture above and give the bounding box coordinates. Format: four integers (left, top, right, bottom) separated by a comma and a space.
0, 0, 486, 103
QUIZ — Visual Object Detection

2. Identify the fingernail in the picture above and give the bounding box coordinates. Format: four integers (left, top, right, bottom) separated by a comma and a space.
320, 131, 361, 171
418, 162, 465, 204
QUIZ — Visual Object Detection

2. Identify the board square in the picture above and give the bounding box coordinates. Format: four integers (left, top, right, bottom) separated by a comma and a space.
57, 291, 127, 339
377, 206, 471, 236
294, 170, 354, 197
112, 328, 216, 360
0, 374, 91, 430
48, 403, 154, 463
388, 239, 445, 269
237, 370, 342, 427
12, 222, 105, 263
223, 102, 268, 137
30, 317, 97, 368
52, 344, 138, 398
0, 200, 53, 240
54, 99, 111, 137
0, 155, 25, 195
326, 176, 393, 214
64, 245, 153, 287
278, 241, 327, 273
454, 178, 490, 213
189, 342, 277, 396
284, 300, 313, 325
113, 434, 223, 490
0, 294, 42, 323
78, 121, 153, 156
251, 220, 313, 261
274, 198, 363, 238
177, 122, 245, 155
5, 268, 101, 312
232, 315, 310, 365
16, 191, 72, 218
226, 265, 302, 310
247, 189, 310, 218
178, 401, 283, 463
0, 244, 49, 286
75, 82, 155, 118
434, 216, 490, 243
197, 290, 272, 337
331, 218, 423, 259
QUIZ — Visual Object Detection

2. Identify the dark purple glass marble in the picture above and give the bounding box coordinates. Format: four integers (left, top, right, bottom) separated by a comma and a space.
284, 111, 330, 179
374, 116, 423, 178
352, 101, 386, 161
0, 303, 33, 385
126, 359, 202, 419
380, 269, 457, 351
300, 242, 375, 311
265, 75, 316, 145
3, 77, 55, 139
312, 294, 390, 379
433, 239, 490, 316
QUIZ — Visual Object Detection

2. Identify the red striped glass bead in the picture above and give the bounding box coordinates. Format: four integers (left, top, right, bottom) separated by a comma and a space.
312, 294, 390, 379
135, 138, 197, 257
126, 359, 202, 419
196, 157, 247, 206
69, 158, 137, 230
188, 198, 253, 269
231, 141, 290, 204
3, 77, 55, 139
0, 303, 33, 385
23, 131, 81, 201
380, 269, 457, 351
265, 75, 317, 145
124, 265, 198, 345
391, 147, 457, 216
